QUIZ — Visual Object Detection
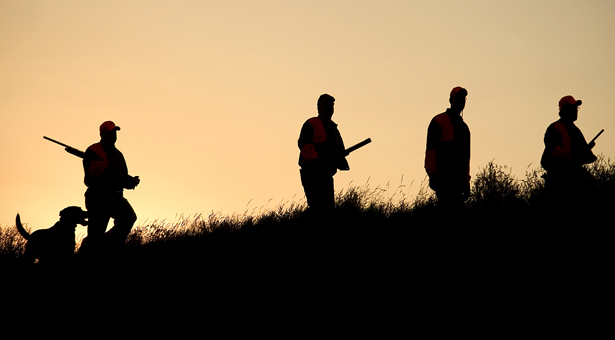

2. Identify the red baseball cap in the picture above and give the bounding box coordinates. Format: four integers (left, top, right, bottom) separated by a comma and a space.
559, 95, 582, 109
450, 86, 468, 98
100, 121, 120, 133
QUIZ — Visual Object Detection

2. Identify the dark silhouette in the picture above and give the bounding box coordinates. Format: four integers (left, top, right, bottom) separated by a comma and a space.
15, 207, 88, 265
78, 121, 140, 260
541, 95, 598, 207
298, 94, 349, 210
43, 136, 87, 159
425, 86, 471, 210
345, 138, 372, 155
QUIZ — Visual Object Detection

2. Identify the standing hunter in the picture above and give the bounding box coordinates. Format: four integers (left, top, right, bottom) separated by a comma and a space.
79, 121, 140, 259
541, 95, 597, 205
425, 86, 471, 210
298, 94, 349, 210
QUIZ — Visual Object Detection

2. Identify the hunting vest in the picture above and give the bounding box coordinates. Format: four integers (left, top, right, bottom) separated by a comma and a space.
300, 117, 327, 163
550, 122, 572, 159
425, 112, 454, 174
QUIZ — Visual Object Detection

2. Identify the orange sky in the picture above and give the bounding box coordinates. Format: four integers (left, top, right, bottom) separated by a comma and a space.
2, 0, 614, 232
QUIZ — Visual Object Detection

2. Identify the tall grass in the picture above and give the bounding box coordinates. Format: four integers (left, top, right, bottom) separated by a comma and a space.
0, 220, 27, 266
2, 157, 613, 271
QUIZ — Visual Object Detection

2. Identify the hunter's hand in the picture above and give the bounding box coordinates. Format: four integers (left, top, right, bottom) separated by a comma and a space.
126, 176, 140, 189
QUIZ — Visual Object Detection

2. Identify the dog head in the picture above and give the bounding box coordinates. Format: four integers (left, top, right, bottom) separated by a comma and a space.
59, 206, 89, 227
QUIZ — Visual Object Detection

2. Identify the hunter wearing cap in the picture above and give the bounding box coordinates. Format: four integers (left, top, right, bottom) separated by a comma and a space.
298, 94, 349, 210
425, 86, 471, 210
79, 121, 140, 258
541, 95, 597, 196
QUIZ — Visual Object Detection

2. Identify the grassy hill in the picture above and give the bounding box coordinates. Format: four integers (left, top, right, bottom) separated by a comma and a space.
2, 158, 613, 317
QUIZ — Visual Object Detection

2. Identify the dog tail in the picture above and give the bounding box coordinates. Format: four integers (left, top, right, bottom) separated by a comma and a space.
15, 213, 30, 240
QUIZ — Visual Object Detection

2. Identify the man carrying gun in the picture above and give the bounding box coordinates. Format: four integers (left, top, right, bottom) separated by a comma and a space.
298, 94, 370, 211
78, 121, 140, 260
541, 95, 600, 210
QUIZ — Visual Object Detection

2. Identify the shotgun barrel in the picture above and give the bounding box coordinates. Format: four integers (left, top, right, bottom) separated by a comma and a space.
589, 129, 604, 145
344, 138, 372, 156
43, 136, 86, 159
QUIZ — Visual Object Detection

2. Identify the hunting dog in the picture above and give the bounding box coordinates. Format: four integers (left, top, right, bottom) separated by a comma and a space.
15, 206, 88, 265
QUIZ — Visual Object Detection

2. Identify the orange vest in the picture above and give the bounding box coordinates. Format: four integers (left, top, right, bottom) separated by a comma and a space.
550, 122, 572, 159
86, 143, 109, 176
425, 113, 454, 174
300, 117, 327, 162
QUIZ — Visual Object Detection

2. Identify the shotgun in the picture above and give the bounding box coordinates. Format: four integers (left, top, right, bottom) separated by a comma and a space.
589, 129, 604, 145
344, 138, 372, 156
43, 136, 87, 159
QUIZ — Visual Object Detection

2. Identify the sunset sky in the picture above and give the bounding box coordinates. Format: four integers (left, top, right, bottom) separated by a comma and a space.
2, 0, 614, 232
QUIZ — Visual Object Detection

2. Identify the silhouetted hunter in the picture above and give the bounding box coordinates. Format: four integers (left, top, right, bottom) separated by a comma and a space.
541, 95, 598, 203
425, 86, 471, 209
78, 121, 140, 258
298, 94, 349, 210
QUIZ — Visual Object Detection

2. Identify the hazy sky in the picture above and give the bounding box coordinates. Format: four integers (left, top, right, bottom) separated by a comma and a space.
2, 0, 614, 232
